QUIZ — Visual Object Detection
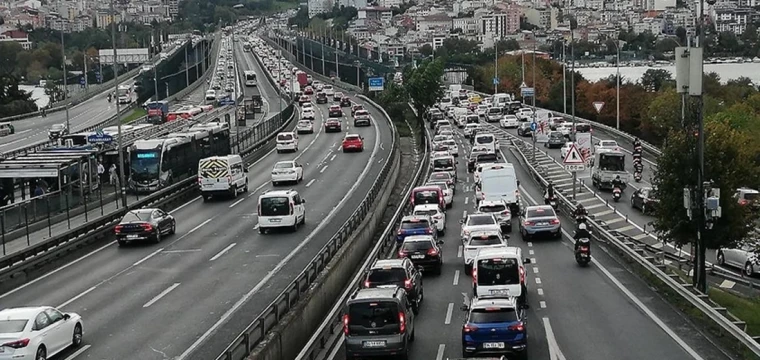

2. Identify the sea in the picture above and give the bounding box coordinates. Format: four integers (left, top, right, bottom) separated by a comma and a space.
575, 62, 760, 85
18, 85, 50, 109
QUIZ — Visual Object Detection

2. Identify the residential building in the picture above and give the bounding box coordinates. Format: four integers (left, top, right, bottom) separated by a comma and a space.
95, 10, 122, 29
0, 30, 32, 49
308, 0, 333, 18
713, 5, 755, 35
358, 6, 394, 24
523, 6, 559, 30
452, 16, 478, 34
416, 13, 451, 32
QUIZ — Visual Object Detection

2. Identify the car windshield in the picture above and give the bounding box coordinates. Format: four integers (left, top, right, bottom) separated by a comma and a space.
51, 124, 64, 130
298, 121, 311, 126
356, 111, 369, 116
401, 220, 430, 229
0, 319, 28, 333
488, 108, 501, 114
260, 197, 290, 216
349, 302, 399, 326
345, 136, 360, 141
601, 141, 617, 147
477, 258, 520, 286
430, 173, 451, 181
469, 235, 502, 246
527, 208, 556, 218
433, 159, 453, 167
414, 190, 438, 205
468, 215, 496, 226
476, 135, 494, 144
277, 134, 293, 141
470, 308, 519, 323
402, 240, 433, 251
122, 211, 151, 222
367, 268, 406, 283
414, 209, 438, 217
480, 204, 507, 213
274, 162, 294, 169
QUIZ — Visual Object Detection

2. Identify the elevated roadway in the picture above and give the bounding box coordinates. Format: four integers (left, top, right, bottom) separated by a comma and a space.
0, 93, 394, 360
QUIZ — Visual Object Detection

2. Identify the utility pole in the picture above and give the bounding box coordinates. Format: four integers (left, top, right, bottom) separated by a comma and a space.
184, 45, 190, 87
570, 10, 578, 200
494, 42, 498, 94
83, 53, 88, 90
320, 27, 325, 76
111, 0, 127, 207
61, 30, 70, 131
562, 41, 566, 114
616, 40, 620, 131
530, 33, 537, 163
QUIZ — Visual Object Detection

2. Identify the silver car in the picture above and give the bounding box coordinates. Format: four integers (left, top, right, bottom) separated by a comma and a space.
519, 205, 561, 240
717, 243, 760, 276
477, 199, 512, 232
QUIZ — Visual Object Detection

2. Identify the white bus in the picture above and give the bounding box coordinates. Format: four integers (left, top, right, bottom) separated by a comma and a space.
244, 71, 257, 87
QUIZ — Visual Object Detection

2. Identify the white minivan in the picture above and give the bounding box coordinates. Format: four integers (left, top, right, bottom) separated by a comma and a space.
198, 155, 248, 201
473, 133, 498, 154
257, 190, 306, 233
473, 246, 531, 306
276, 132, 299, 153
205, 89, 217, 101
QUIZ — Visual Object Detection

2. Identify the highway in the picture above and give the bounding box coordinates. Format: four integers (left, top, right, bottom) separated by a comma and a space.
235, 40, 284, 121
329, 120, 729, 360
0, 86, 394, 360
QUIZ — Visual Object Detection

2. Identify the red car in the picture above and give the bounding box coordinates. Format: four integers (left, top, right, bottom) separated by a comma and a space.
304, 86, 314, 95
342, 134, 364, 152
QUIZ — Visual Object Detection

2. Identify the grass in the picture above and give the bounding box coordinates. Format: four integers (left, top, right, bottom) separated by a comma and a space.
708, 287, 760, 336
122, 108, 147, 124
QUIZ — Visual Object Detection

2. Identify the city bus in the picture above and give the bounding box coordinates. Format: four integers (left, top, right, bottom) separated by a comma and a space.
244, 71, 257, 87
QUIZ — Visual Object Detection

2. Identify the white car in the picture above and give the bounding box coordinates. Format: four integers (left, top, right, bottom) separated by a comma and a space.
441, 139, 459, 156
594, 139, 619, 153
428, 181, 454, 206
296, 120, 314, 134
438, 130, 455, 140
464, 123, 480, 138
460, 213, 502, 241
301, 102, 313, 110
276, 132, 298, 153
561, 142, 576, 159
322, 84, 335, 97
205, 89, 217, 101
0, 306, 84, 360
301, 108, 315, 120
516, 108, 534, 121
430, 150, 451, 159
470, 146, 490, 157
463, 230, 508, 273
500, 115, 519, 128
271, 160, 304, 185
432, 135, 449, 146
413, 204, 446, 235
557, 123, 573, 136
476, 105, 489, 117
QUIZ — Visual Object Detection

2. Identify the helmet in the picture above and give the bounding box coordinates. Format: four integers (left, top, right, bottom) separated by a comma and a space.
578, 223, 587, 230
577, 204, 584, 210
615, 175, 621, 179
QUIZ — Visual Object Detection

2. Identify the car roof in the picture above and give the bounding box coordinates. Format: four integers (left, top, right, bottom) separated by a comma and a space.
130, 209, 156, 215
477, 246, 520, 258
350, 287, 399, 301
471, 296, 517, 309
469, 229, 501, 238
478, 200, 506, 206
372, 258, 406, 269
401, 215, 431, 222
275, 160, 296, 165
414, 204, 441, 211
0, 306, 50, 319
468, 213, 495, 219
345, 133, 361, 138
403, 235, 435, 243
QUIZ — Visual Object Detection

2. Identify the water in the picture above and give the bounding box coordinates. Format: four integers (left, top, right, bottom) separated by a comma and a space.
18, 85, 50, 108
576, 63, 760, 84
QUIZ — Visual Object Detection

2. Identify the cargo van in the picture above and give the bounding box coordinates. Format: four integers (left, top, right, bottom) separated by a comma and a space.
474, 133, 498, 153
476, 164, 521, 212
431, 155, 456, 180
473, 247, 531, 306
198, 155, 248, 201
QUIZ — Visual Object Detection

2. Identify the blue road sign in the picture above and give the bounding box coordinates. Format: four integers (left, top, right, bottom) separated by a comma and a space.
492, 77, 499, 85
219, 96, 235, 106
87, 133, 113, 144
368, 77, 385, 91
530, 122, 538, 131
79, 76, 85, 85
521, 87, 535, 97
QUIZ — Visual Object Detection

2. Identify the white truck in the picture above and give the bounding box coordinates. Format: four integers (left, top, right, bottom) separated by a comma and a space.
591, 149, 629, 190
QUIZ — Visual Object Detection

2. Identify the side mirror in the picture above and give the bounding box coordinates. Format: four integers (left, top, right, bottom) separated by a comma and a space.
460, 305, 469, 311
459, 219, 465, 224
437, 240, 445, 245
523, 258, 532, 264
63, 314, 71, 320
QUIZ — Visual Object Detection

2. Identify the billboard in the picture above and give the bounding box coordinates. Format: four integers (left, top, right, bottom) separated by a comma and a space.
99, 48, 150, 64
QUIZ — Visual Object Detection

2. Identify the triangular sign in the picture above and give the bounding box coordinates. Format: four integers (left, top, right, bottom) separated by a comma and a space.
563, 144, 585, 165
593, 101, 604, 113
519, 82, 527, 88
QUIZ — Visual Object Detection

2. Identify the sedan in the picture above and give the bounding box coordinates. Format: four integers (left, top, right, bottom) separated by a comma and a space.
594, 139, 619, 153
398, 235, 444, 275
517, 122, 533, 137
328, 105, 343, 118
544, 131, 565, 149
342, 134, 364, 152
353, 110, 371, 126
428, 171, 455, 190
340, 97, 352, 107
298, 95, 310, 105
500, 115, 519, 128
271, 160, 304, 185
333, 91, 344, 101
48, 123, 68, 139
413, 204, 446, 235
114, 208, 176, 246
301, 108, 315, 120
304, 86, 314, 95
519, 205, 561, 240
325, 118, 342, 132
296, 120, 314, 134
631, 187, 658, 214
351, 104, 364, 116
0, 306, 84, 360
717, 243, 760, 276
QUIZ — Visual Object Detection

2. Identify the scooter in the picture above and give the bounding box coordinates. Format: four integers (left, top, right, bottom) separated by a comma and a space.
575, 214, 587, 225
575, 238, 591, 266
634, 171, 642, 182
633, 144, 643, 153
545, 195, 558, 210
612, 186, 622, 202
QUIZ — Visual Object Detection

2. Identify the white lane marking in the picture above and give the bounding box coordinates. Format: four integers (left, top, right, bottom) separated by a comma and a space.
143, 283, 181, 308
462, 210, 467, 219
173, 218, 215, 242
306, 179, 316, 187
229, 198, 246, 208
133, 248, 165, 267
435, 344, 445, 360
464, 197, 468, 205
543, 317, 568, 360
320, 165, 328, 173
176, 103, 384, 360
457, 245, 463, 258
210, 243, 237, 261
533, 267, 539, 274
170, 196, 201, 214
330, 154, 336, 161
453, 270, 460, 285
444, 303, 454, 324
63, 344, 92, 360
0, 240, 116, 300
527, 242, 533, 247
529, 249, 535, 255
57, 285, 97, 309
535, 277, 542, 285
540, 301, 547, 309
537, 288, 544, 296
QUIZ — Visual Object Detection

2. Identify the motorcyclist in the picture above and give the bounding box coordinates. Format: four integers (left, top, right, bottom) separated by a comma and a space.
574, 223, 591, 253
107, 93, 112, 102
611, 175, 624, 191
633, 137, 641, 150
634, 162, 644, 173
574, 204, 588, 220
544, 181, 555, 204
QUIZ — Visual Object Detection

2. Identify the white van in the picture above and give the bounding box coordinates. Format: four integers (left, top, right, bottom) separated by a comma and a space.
257, 189, 306, 233
473, 133, 498, 153
205, 89, 217, 100
276, 132, 298, 153
473, 247, 531, 305
477, 164, 521, 212
198, 155, 249, 201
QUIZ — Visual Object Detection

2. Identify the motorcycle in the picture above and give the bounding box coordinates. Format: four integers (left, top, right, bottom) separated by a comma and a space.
107, 94, 112, 103
612, 186, 622, 202
575, 214, 587, 225
575, 238, 591, 266
634, 171, 642, 182
545, 194, 558, 209
633, 144, 643, 154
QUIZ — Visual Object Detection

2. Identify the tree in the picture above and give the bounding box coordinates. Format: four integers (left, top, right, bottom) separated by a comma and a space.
44, 81, 65, 103
403, 59, 445, 127
0, 42, 22, 75
652, 118, 759, 254
419, 44, 433, 57
676, 26, 687, 45
640, 69, 672, 92
642, 89, 682, 141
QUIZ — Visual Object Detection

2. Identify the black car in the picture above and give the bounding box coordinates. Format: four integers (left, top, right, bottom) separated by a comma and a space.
114, 208, 176, 246
325, 118, 342, 132
363, 258, 424, 314
328, 106, 343, 118
316, 92, 328, 104
48, 124, 68, 139
340, 97, 352, 107
398, 235, 444, 275
631, 187, 659, 214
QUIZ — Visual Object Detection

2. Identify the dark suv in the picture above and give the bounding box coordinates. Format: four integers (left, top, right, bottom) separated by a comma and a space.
316, 92, 328, 104
363, 258, 424, 313
344, 287, 416, 360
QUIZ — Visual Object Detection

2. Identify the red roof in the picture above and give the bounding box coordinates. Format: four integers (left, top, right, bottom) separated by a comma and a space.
1, 30, 28, 39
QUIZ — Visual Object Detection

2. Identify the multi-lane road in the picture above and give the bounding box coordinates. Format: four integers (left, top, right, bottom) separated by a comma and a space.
328, 118, 730, 360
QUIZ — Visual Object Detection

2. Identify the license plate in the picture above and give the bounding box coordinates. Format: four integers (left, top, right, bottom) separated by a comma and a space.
270, 218, 281, 223
490, 289, 510, 296
483, 342, 505, 349
127, 235, 139, 239
411, 255, 425, 259
203, 184, 213, 187
539, 222, 548, 226
363, 340, 386, 348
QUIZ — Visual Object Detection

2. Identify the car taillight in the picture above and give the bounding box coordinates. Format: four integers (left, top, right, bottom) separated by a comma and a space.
363, 280, 370, 288
426, 228, 433, 234
399, 312, 406, 333
550, 219, 560, 225
427, 248, 438, 256
580, 246, 589, 252
2, 338, 30, 348
398, 250, 408, 257
228, 175, 232, 183
523, 221, 534, 226
501, 210, 511, 216
404, 279, 413, 289
289, 203, 294, 215
397, 229, 403, 235
141, 223, 153, 232
114, 225, 123, 234
342, 314, 350, 335
508, 322, 525, 332
515, 190, 520, 198
519, 266, 525, 284
463, 324, 478, 333
198, 177, 202, 185
740, 199, 749, 205
472, 267, 478, 282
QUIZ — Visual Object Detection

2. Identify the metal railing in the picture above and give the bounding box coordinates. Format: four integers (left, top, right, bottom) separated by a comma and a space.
213, 90, 399, 360
503, 130, 760, 357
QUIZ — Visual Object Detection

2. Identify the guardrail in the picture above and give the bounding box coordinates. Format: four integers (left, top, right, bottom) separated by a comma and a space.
503, 130, 760, 357
295, 118, 428, 360
213, 76, 398, 359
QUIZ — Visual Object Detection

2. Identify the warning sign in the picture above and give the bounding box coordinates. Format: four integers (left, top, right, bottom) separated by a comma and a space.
563, 144, 586, 172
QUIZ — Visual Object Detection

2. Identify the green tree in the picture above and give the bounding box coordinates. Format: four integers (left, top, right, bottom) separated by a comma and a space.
676, 27, 687, 45
640, 69, 672, 92
643, 89, 682, 141
418, 44, 433, 57
43, 81, 65, 103
403, 59, 445, 127
652, 118, 759, 253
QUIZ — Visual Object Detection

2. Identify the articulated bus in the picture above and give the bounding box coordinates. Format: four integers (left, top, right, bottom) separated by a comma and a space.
244, 70, 257, 87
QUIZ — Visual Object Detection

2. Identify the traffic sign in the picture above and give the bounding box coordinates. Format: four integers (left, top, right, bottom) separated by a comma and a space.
565, 164, 586, 172
87, 133, 113, 144
79, 76, 85, 85
530, 122, 537, 131
368, 77, 384, 91
521, 87, 534, 97
219, 96, 235, 106
593, 101, 604, 113
563, 144, 585, 172
492, 77, 500, 85
519, 82, 527, 88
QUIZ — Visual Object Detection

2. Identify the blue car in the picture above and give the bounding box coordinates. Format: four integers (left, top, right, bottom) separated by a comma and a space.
396, 215, 436, 242
461, 296, 528, 359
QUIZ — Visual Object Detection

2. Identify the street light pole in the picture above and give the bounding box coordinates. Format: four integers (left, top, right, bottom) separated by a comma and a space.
111, 0, 127, 207
616, 40, 620, 131
61, 30, 70, 131
562, 41, 566, 114
570, 14, 578, 200
494, 41, 498, 94
531, 35, 537, 163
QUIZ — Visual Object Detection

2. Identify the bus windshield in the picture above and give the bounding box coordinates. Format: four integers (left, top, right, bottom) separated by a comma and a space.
130, 150, 160, 181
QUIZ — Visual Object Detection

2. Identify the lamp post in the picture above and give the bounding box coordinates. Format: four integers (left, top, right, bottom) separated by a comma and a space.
60, 30, 71, 132
611, 38, 621, 131
110, 0, 127, 207
522, 30, 537, 162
